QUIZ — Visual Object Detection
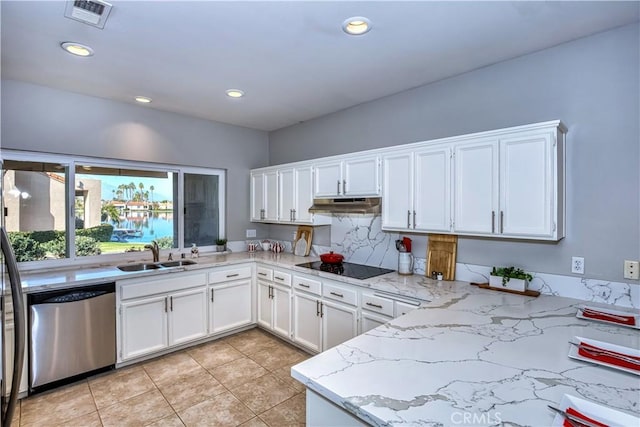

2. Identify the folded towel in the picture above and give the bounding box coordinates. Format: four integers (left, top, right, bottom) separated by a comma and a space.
578, 342, 640, 372
581, 308, 636, 326
563, 406, 608, 427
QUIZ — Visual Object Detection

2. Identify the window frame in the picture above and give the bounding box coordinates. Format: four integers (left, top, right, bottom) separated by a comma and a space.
2, 149, 226, 271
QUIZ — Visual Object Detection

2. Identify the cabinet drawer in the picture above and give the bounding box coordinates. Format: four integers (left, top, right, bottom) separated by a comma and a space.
120, 273, 207, 300
293, 276, 321, 295
361, 293, 394, 317
272, 270, 292, 286
209, 266, 252, 284
322, 283, 357, 306
395, 300, 420, 317
256, 266, 273, 281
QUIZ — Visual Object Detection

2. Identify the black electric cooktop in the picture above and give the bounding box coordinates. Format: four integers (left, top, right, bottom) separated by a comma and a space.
296, 261, 394, 280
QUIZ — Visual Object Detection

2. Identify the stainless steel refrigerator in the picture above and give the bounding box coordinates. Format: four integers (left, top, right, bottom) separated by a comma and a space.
0, 171, 25, 426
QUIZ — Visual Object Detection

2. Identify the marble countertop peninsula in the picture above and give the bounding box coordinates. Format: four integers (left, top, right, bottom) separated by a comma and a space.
292, 282, 640, 426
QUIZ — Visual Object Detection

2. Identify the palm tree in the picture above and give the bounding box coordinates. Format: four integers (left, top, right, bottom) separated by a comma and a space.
128, 182, 136, 200
149, 185, 155, 204
101, 203, 122, 226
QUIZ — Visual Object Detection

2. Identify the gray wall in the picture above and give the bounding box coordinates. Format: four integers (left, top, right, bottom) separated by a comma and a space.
1, 80, 271, 241
269, 23, 640, 282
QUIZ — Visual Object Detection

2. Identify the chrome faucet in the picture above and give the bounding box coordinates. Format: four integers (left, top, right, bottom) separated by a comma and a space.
144, 240, 160, 263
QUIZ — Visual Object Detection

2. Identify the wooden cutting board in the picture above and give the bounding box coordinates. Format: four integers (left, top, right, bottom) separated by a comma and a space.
426, 234, 458, 280
293, 225, 313, 256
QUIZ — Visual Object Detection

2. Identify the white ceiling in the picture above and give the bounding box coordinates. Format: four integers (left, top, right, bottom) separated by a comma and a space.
2, 1, 638, 131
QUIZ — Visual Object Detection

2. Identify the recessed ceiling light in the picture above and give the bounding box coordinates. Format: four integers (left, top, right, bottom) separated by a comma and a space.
60, 42, 94, 57
134, 96, 152, 104
225, 89, 245, 98
342, 17, 371, 36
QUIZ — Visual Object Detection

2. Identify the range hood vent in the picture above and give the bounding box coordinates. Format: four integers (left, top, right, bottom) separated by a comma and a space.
64, 0, 112, 29
308, 197, 381, 214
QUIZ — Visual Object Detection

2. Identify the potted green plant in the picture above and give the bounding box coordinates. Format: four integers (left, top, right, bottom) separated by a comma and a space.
490, 266, 533, 292
215, 238, 227, 252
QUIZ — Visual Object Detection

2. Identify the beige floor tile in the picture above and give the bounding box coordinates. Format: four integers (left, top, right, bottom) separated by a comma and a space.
24, 410, 103, 427
156, 366, 226, 412
239, 417, 269, 427
209, 356, 268, 389
143, 351, 201, 384
271, 364, 306, 393
89, 365, 156, 409
188, 340, 244, 370
99, 389, 174, 427
177, 391, 255, 426
258, 393, 306, 427
248, 343, 308, 371
225, 328, 281, 355
147, 413, 186, 426
230, 374, 297, 414
21, 381, 97, 426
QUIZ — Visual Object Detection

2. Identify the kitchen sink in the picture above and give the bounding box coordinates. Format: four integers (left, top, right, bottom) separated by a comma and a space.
159, 260, 197, 268
117, 263, 162, 272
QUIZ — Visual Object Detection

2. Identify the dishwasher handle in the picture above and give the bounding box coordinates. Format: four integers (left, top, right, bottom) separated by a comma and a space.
42, 290, 108, 304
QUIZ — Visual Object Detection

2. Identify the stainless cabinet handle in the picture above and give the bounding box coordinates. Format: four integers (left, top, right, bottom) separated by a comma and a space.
164, 297, 168, 312
268, 285, 273, 299
492, 211, 495, 233
226, 273, 239, 278
500, 211, 504, 234
292, 209, 296, 221
170, 296, 173, 311
337, 180, 341, 195
320, 302, 324, 318
330, 291, 344, 298
366, 302, 383, 309
413, 210, 416, 229
343, 180, 347, 194
316, 300, 320, 316
298, 283, 310, 288
275, 276, 284, 281
258, 272, 267, 276
211, 289, 214, 302
407, 210, 411, 228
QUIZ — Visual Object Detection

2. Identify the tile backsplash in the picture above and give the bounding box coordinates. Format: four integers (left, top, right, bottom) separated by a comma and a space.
310, 214, 639, 309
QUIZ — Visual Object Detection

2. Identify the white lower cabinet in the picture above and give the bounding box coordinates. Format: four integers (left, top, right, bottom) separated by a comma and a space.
321, 300, 358, 351
257, 279, 291, 340
118, 273, 208, 362
360, 311, 392, 334
293, 292, 322, 352
209, 279, 252, 335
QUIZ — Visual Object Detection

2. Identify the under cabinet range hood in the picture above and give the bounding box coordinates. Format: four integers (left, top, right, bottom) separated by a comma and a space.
308, 197, 381, 214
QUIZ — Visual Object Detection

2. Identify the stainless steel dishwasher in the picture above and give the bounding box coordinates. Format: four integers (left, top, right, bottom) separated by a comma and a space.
28, 282, 116, 393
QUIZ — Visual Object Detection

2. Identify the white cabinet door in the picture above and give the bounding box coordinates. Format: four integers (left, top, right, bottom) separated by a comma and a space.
381, 152, 413, 230
293, 292, 322, 352
264, 170, 279, 221
314, 161, 342, 197
360, 311, 391, 334
293, 166, 314, 223
453, 139, 499, 234
343, 155, 380, 196
321, 300, 358, 351
500, 131, 554, 237
121, 295, 168, 360
250, 172, 265, 221
414, 146, 451, 232
257, 281, 272, 330
168, 287, 208, 347
272, 284, 291, 339
210, 279, 253, 335
279, 168, 295, 223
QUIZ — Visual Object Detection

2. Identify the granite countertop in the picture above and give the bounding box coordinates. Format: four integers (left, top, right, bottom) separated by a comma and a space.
291, 282, 640, 426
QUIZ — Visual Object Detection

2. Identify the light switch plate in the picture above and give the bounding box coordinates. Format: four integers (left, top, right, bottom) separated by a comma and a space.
246, 229, 256, 238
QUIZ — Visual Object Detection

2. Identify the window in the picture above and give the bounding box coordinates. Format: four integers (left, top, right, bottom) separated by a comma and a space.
2, 151, 225, 266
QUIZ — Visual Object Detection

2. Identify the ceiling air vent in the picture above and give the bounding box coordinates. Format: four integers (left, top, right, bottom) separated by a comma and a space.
64, 0, 112, 29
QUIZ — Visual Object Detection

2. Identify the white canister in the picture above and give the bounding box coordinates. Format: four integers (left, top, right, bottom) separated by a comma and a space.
398, 252, 414, 275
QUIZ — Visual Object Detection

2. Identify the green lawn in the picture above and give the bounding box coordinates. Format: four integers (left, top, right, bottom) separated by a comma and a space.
99, 242, 147, 254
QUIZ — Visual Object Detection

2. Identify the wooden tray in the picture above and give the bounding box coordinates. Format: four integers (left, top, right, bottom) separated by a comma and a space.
294, 225, 313, 256
470, 282, 540, 297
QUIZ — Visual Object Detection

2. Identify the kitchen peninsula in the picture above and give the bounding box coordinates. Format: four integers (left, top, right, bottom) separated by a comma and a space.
19, 252, 640, 426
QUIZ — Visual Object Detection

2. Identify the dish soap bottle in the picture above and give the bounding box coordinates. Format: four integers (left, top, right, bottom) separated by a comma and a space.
191, 243, 199, 258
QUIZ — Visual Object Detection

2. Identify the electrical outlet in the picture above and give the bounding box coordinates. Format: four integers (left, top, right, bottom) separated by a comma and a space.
246, 229, 256, 238
624, 260, 639, 280
571, 256, 585, 274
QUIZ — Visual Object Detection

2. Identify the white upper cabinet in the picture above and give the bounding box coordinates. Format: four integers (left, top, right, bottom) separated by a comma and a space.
453, 123, 565, 240
250, 169, 278, 222
279, 165, 330, 225
314, 155, 380, 198
382, 145, 451, 232
452, 138, 499, 234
